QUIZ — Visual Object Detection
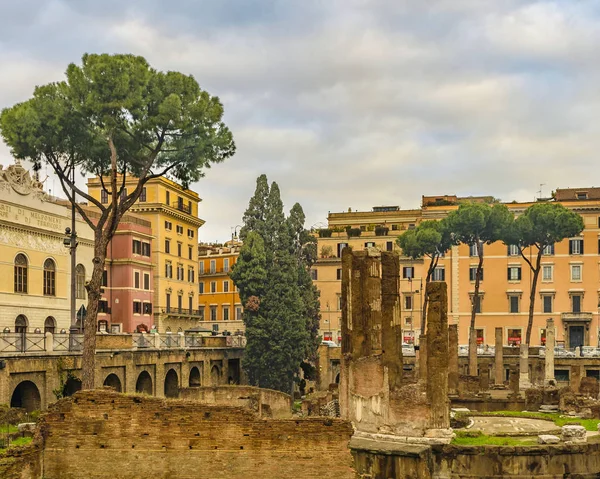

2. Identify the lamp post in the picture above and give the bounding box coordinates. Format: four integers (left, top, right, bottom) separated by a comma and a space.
231, 225, 243, 242
63, 165, 78, 333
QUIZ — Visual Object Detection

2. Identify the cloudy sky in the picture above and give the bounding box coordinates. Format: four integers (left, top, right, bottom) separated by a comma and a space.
1, 1, 600, 241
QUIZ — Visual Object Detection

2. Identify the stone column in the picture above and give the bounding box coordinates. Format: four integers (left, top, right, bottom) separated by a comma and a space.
479, 363, 490, 396
544, 319, 556, 387
381, 252, 403, 390
419, 334, 427, 383
508, 364, 521, 399
494, 327, 504, 386
519, 343, 531, 390
426, 282, 449, 430
468, 328, 478, 376
571, 365, 583, 393
448, 325, 459, 396
45, 332, 54, 352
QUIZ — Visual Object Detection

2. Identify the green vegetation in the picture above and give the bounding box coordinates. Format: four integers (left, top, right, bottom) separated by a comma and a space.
452, 430, 536, 446
474, 411, 600, 431
0, 436, 33, 452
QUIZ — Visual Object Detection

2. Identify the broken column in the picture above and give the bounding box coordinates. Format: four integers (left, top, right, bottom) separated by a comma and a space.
448, 324, 459, 396
544, 318, 556, 387
469, 327, 478, 376
419, 334, 427, 383
508, 364, 521, 400
519, 343, 531, 390
479, 363, 490, 397
426, 281, 450, 432
494, 327, 504, 387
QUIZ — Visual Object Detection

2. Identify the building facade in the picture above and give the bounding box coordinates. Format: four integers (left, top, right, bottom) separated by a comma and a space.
87, 176, 203, 332
314, 192, 600, 349
198, 242, 244, 333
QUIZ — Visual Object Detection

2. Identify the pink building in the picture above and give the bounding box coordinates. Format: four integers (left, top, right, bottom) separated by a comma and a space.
97, 216, 154, 333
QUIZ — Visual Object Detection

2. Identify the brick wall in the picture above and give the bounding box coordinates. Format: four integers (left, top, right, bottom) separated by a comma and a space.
95, 334, 133, 350
40, 390, 355, 479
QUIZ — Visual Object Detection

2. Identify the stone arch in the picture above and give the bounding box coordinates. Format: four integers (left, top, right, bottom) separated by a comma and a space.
103, 373, 122, 392
210, 365, 221, 386
44, 316, 56, 334
10, 380, 41, 412
135, 371, 153, 395
189, 366, 201, 387
164, 369, 179, 398
64, 376, 82, 397
15, 314, 28, 333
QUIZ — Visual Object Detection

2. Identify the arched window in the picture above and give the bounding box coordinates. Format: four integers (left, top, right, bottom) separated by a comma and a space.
15, 315, 28, 333
44, 317, 56, 334
43, 259, 56, 296
14, 254, 28, 293
76, 264, 86, 299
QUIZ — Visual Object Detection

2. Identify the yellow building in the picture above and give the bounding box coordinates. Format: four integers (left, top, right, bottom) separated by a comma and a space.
87, 176, 203, 332
0, 162, 94, 335
198, 242, 244, 334
315, 192, 600, 349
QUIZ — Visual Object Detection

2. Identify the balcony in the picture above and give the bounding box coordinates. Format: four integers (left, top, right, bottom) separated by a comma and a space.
172, 201, 191, 214
161, 307, 205, 319
561, 312, 593, 323
199, 267, 230, 276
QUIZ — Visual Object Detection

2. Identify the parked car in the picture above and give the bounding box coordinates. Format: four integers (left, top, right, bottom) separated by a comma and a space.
321, 340, 338, 347
402, 344, 416, 356
581, 346, 600, 357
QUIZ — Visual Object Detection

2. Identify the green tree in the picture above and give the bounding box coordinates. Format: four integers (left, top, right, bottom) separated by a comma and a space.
231, 178, 318, 392
396, 219, 452, 334
0, 54, 235, 389
446, 202, 513, 374
503, 202, 583, 344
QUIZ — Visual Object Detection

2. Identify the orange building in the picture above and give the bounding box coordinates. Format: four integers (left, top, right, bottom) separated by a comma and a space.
198, 242, 244, 334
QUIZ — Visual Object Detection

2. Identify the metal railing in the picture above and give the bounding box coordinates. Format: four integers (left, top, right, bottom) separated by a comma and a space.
132, 333, 154, 349
172, 201, 191, 214
226, 335, 247, 348
185, 335, 203, 348
160, 334, 182, 349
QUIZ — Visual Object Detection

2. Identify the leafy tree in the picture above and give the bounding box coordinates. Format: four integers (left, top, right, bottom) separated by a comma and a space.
503, 203, 583, 344
446, 202, 513, 374
396, 219, 452, 334
0, 54, 235, 389
231, 177, 319, 392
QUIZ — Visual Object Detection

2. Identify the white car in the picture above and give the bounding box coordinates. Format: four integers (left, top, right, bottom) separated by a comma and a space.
321, 340, 338, 347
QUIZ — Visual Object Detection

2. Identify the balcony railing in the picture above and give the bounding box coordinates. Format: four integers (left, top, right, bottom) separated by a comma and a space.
199, 268, 230, 276
161, 308, 205, 319
172, 201, 192, 214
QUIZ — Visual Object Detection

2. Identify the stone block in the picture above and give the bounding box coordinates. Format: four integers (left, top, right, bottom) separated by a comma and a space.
561, 425, 587, 443
538, 434, 560, 444
17, 422, 36, 434
539, 404, 559, 412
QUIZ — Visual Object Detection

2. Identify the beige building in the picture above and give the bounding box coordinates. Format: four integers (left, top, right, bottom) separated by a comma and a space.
0, 161, 94, 335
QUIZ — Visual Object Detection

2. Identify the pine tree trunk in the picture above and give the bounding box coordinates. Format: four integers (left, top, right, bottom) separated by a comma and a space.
525, 250, 543, 345
469, 241, 484, 376
81, 232, 109, 390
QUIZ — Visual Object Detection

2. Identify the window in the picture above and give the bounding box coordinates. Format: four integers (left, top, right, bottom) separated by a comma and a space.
471, 294, 482, 313
99, 300, 109, 313
543, 295, 553, 313
43, 258, 56, 296
210, 305, 217, 321
188, 246, 193, 260
143, 303, 152, 315
235, 306, 243, 320
166, 293, 171, 313
570, 238, 584, 255
542, 265, 553, 281
402, 266, 414, 279
143, 273, 150, 290
165, 261, 172, 278
100, 190, 108, 204
188, 267, 195, 283
364, 241, 375, 248
310, 269, 318, 280
391, 224, 398, 231
337, 294, 342, 310
210, 260, 216, 274
572, 294, 582, 313
177, 295, 183, 312
507, 244, 519, 256
199, 282, 204, 294
177, 243, 182, 257
142, 242, 150, 257
469, 243, 481, 257
177, 264, 184, 281
386, 241, 393, 252
224, 280, 229, 293
165, 221, 172, 231
199, 306, 205, 321
140, 187, 146, 202
176, 225, 184, 235
543, 244, 554, 256
408, 224, 415, 230
223, 306, 230, 321
336, 268, 342, 280
199, 262, 204, 274
76, 264, 86, 299
44, 317, 56, 334
224, 258, 230, 272
187, 229, 194, 238
507, 328, 521, 346
165, 239, 171, 254
577, 192, 588, 200
14, 254, 28, 293
509, 295, 519, 313
189, 296, 193, 314
210, 281, 216, 293
133, 301, 142, 314
337, 243, 348, 257
188, 200, 192, 213
555, 369, 570, 382
432, 267, 445, 281
133, 239, 142, 255
469, 267, 483, 281
134, 271, 140, 289
102, 270, 108, 287
404, 295, 413, 310
166, 190, 170, 205
507, 266, 521, 281
571, 264, 582, 281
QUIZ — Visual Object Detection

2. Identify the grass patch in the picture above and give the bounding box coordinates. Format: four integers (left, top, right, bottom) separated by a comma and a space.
473, 411, 600, 432
0, 436, 33, 452
452, 430, 536, 446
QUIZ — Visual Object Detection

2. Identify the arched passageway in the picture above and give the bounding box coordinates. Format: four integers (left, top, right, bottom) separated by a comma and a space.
10, 381, 41, 412
64, 376, 82, 397
164, 369, 179, 398
189, 367, 201, 387
210, 365, 220, 386
335, 373, 340, 384
135, 371, 153, 395
103, 373, 122, 392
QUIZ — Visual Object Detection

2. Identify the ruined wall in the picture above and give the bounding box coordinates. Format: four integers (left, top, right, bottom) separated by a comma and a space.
39, 390, 355, 479
179, 385, 292, 418
0, 444, 41, 479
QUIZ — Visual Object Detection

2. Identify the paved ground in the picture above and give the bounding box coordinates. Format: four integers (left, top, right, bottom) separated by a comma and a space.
471, 416, 559, 435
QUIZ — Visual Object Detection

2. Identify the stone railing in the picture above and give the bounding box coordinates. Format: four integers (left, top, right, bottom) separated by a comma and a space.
0, 331, 246, 355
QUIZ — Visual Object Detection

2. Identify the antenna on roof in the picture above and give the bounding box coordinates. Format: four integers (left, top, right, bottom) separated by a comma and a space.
537, 183, 545, 200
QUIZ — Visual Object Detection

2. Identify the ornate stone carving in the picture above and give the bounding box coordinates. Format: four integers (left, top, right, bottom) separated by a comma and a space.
0, 162, 47, 198
0, 227, 65, 255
